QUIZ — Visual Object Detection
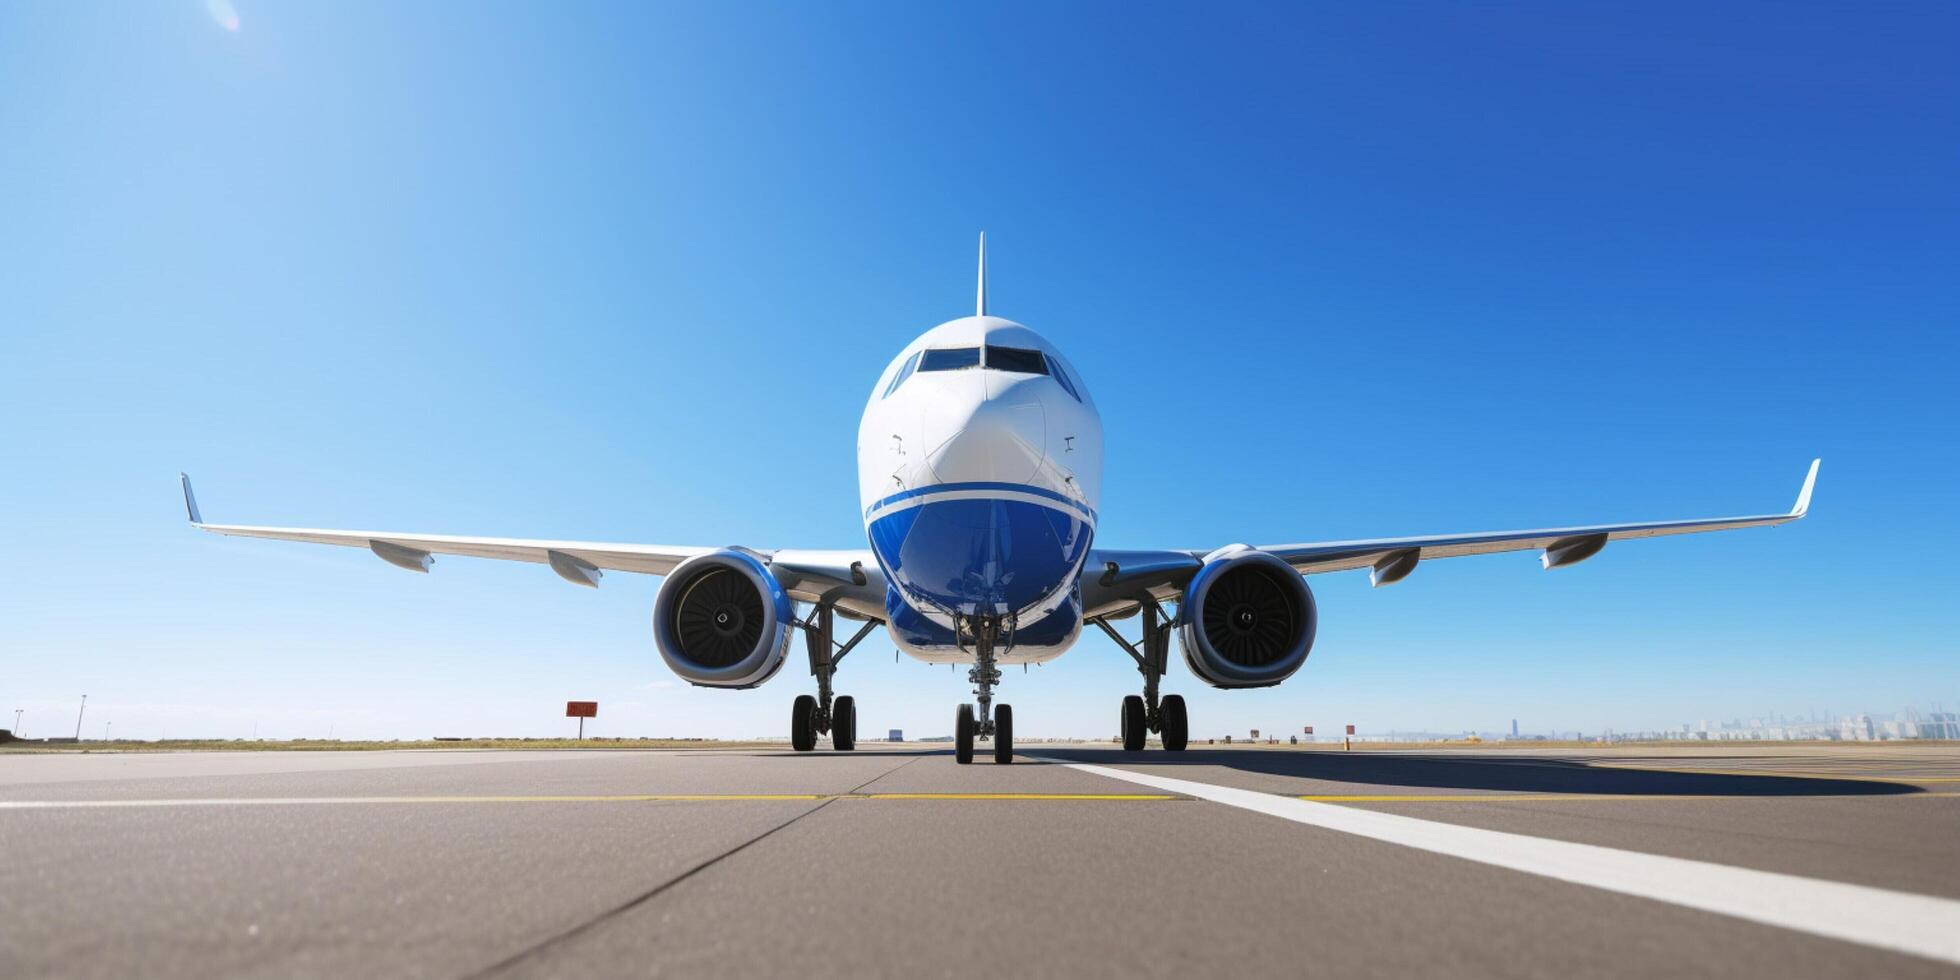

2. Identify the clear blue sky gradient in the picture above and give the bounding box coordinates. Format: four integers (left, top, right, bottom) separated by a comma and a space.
2, 2, 1955, 740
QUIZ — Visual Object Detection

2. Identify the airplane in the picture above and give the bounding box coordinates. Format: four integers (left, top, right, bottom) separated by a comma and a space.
180, 234, 1821, 764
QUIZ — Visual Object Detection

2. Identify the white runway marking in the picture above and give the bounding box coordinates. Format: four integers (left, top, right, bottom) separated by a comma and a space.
1050, 760, 1960, 967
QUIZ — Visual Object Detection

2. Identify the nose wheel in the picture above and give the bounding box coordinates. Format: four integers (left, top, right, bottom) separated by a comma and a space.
952, 615, 1014, 764
954, 701, 1015, 765
955, 703, 976, 764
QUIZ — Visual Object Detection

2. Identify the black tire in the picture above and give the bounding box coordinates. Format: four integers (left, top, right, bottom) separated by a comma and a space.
1121, 695, 1146, 752
955, 704, 976, 764
791, 694, 817, 752
831, 696, 856, 751
1160, 694, 1188, 751
993, 704, 1014, 765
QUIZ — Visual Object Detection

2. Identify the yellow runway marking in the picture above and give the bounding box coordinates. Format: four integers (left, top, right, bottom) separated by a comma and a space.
838, 793, 1177, 801
1590, 763, 1960, 784
0, 795, 827, 808
0, 792, 1182, 809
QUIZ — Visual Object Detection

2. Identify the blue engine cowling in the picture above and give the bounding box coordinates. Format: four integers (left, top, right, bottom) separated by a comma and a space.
1178, 547, 1317, 689
652, 550, 794, 688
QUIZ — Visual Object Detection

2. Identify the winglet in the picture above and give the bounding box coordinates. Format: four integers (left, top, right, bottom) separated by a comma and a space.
975, 231, 987, 317
179, 473, 204, 525
1791, 458, 1821, 518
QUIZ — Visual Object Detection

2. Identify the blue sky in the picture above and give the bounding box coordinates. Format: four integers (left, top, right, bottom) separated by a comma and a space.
2, 2, 1955, 741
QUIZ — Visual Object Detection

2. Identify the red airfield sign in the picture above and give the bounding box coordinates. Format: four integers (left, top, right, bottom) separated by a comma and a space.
566, 701, 598, 718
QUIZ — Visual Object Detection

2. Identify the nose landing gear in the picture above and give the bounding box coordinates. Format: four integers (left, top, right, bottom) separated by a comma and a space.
952, 614, 1014, 764
789, 603, 876, 752
1091, 599, 1188, 752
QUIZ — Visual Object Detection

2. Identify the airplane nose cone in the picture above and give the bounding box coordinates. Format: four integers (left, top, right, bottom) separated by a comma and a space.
924, 381, 1047, 486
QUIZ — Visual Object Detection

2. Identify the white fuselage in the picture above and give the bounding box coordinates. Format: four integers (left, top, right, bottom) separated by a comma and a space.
857, 317, 1103, 664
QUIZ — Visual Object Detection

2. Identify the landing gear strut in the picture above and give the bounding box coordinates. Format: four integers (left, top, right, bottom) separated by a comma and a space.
1091, 600, 1188, 752
952, 614, 1014, 765
789, 603, 876, 752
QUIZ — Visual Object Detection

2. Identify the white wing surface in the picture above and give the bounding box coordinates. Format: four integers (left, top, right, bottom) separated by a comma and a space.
1084, 460, 1818, 615
179, 475, 884, 613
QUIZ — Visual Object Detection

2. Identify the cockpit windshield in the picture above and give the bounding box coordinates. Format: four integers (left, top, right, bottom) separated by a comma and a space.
983, 346, 1048, 375
919, 347, 981, 372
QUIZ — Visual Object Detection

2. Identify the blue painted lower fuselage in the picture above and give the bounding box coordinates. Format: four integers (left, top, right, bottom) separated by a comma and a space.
864, 483, 1094, 660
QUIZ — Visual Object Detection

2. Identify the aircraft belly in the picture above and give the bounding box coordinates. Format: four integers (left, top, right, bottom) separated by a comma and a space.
866, 490, 1092, 659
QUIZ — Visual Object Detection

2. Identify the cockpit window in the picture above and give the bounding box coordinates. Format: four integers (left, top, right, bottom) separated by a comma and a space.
1047, 354, 1081, 401
883, 351, 920, 397
984, 345, 1048, 375
919, 347, 981, 372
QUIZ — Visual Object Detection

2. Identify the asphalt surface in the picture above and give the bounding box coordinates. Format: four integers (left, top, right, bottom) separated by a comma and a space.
3, 743, 1959, 979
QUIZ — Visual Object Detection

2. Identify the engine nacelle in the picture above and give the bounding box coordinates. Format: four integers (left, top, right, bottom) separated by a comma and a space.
652, 550, 794, 688
1178, 546, 1317, 689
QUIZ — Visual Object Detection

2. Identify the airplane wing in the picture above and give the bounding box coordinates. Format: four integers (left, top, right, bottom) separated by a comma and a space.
178, 475, 885, 613
1083, 459, 1819, 616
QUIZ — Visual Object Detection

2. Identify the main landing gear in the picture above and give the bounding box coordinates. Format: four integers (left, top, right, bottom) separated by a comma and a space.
953, 614, 1015, 765
1091, 600, 1188, 753
789, 603, 878, 752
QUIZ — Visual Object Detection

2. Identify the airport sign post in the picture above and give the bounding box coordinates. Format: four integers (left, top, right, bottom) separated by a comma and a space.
566, 701, 598, 740
1345, 723, 1355, 751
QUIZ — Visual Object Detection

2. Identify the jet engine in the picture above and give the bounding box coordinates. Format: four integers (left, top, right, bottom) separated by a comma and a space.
1178, 546, 1317, 689
652, 550, 794, 688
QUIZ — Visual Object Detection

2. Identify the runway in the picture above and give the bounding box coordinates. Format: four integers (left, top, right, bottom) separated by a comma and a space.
4, 744, 1958, 978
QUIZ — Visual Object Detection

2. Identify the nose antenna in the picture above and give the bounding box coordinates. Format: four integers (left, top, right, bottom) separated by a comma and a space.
975, 231, 987, 317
